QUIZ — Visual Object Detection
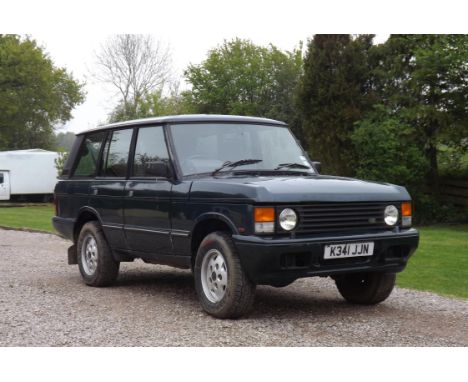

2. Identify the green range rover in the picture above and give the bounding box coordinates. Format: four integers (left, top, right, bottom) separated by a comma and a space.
53, 115, 419, 318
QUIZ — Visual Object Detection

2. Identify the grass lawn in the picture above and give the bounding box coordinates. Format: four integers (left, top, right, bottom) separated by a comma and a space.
0, 204, 55, 233
397, 225, 468, 299
0, 204, 466, 299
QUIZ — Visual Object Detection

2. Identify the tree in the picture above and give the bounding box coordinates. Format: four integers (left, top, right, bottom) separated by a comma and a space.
297, 34, 376, 175
351, 105, 429, 192
94, 34, 172, 120
338, 34, 468, 223
54, 131, 76, 151
108, 88, 196, 123
54, 151, 69, 176
0, 35, 84, 150
371, 35, 468, 188
184, 38, 303, 138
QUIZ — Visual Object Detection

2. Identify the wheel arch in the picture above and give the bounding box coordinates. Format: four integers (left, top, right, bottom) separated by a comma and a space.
190, 213, 238, 266
74, 206, 102, 243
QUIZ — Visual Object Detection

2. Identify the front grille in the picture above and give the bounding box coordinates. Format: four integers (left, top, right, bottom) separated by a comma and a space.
280, 202, 399, 235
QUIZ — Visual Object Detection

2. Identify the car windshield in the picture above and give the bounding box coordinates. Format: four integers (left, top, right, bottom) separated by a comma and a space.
170, 123, 314, 176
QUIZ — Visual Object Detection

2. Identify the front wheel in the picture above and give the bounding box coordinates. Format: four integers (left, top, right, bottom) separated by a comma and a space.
335, 272, 396, 305
194, 232, 256, 318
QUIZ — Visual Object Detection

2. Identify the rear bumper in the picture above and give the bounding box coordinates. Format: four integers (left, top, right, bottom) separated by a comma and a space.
232, 228, 419, 285
52, 216, 75, 241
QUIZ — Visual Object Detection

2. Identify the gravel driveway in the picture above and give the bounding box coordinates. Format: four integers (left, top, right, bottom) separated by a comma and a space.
0, 228, 467, 346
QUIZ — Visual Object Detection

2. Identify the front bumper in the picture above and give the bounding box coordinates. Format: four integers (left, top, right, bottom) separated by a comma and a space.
233, 228, 419, 285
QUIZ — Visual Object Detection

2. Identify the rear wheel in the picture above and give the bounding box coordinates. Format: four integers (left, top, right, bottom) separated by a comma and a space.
194, 232, 256, 318
335, 272, 396, 305
77, 221, 120, 287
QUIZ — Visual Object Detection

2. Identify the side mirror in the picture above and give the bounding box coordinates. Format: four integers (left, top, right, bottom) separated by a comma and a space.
146, 161, 171, 178
312, 161, 321, 174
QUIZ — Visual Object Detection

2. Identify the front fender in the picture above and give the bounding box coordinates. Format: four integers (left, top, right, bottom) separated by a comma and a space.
192, 212, 239, 235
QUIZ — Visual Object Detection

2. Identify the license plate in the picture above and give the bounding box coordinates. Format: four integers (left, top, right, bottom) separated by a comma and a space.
324, 242, 374, 259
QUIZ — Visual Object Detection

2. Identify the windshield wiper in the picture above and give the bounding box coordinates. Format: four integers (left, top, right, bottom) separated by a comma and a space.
212, 159, 263, 176
274, 162, 311, 171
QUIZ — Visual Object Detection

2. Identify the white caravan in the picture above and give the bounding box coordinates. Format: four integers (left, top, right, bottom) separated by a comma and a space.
0, 149, 59, 201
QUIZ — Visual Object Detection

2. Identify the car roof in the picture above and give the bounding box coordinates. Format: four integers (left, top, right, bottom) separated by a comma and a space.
77, 114, 288, 135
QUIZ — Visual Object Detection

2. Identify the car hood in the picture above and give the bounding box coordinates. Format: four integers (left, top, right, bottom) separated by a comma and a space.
188, 175, 411, 203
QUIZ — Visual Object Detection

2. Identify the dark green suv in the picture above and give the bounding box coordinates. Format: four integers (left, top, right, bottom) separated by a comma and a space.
53, 115, 419, 318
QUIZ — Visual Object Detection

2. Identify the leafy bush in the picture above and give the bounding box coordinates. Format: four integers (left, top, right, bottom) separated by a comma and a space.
54, 151, 69, 177
349, 106, 468, 224
414, 194, 468, 224
351, 106, 429, 192
438, 139, 468, 179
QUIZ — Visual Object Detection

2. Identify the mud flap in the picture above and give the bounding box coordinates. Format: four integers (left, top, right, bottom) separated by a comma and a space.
67, 245, 77, 265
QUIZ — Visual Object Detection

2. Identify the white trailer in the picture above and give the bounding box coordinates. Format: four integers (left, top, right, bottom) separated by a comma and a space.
0, 149, 59, 201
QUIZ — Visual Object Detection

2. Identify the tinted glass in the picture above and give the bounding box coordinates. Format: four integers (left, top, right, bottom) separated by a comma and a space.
73, 132, 106, 177
62, 137, 81, 177
133, 126, 170, 177
0, 173, 3, 184
170, 123, 313, 176
101, 129, 133, 177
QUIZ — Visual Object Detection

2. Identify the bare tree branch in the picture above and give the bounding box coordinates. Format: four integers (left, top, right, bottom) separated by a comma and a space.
93, 34, 172, 111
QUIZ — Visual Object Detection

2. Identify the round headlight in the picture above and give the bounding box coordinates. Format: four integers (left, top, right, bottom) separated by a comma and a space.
384, 205, 398, 226
279, 208, 298, 231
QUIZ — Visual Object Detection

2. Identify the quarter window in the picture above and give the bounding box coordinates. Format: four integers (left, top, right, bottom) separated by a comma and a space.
133, 126, 170, 177
101, 129, 133, 177
73, 132, 106, 177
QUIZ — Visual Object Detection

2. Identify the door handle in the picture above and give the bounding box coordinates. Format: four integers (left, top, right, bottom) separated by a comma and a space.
92, 188, 98, 195
127, 190, 134, 197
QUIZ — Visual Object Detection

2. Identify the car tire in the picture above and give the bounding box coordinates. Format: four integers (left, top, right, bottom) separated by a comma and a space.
77, 221, 120, 287
335, 272, 396, 305
194, 231, 256, 319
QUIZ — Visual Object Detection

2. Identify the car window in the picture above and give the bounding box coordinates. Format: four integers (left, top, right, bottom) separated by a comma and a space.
101, 129, 133, 177
133, 126, 170, 177
0, 173, 3, 184
73, 132, 106, 177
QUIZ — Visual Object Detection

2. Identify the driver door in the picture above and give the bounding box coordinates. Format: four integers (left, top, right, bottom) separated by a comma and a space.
124, 125, 173, 255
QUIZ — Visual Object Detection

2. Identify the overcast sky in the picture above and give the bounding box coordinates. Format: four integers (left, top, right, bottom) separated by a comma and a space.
5, 0, 465, 135
35, 32, 388, 134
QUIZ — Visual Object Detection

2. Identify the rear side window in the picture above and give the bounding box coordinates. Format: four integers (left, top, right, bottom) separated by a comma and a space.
0, 173, 3, 184
62, 137, 81, 177
73, 132, 106, 177
133, 126, 169, 177
101, 129, 133, 177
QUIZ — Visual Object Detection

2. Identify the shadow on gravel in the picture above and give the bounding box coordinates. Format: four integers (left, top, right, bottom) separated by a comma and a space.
116, 269, 194, 288
250, 287, 395, 319
99, 268, 395, 319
